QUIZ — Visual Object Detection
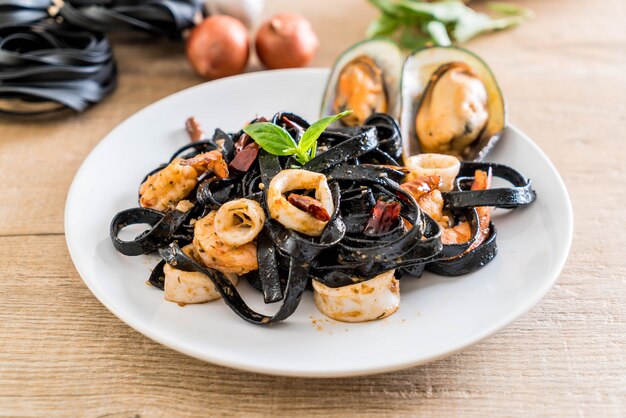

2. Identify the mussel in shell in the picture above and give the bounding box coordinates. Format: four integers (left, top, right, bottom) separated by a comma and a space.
416, 62, 488, 155
402, 46, 506, 161
321, 39, 403, 127
332, 55, 387, 127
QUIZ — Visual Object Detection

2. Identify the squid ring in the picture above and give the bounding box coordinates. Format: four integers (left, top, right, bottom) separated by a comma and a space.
267, 169, 334, 237
312, 270, 400, 323
164, 244, 239, 305
405, 153, 460, 192
214, 198, 265, 246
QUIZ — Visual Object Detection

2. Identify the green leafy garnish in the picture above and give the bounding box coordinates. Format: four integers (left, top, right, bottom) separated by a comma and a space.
242, 122, 297, 156
367, 0, 533, 49
243, 110, 353, 165
425, 20, 451, 46
487, 2, 534, 18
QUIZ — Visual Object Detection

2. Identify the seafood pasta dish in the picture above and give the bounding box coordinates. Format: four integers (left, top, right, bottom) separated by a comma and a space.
110, 43, 536, 325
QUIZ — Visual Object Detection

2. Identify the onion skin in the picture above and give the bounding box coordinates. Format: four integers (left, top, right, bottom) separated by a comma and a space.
186, 16, 249, 80
255, 13, 319, 69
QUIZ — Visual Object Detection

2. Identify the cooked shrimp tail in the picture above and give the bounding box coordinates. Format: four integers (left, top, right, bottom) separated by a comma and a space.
180, 150, 229, 179
468, 167, 493, 250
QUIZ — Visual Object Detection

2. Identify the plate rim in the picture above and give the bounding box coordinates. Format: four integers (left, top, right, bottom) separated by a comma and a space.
65, 68, 573, 377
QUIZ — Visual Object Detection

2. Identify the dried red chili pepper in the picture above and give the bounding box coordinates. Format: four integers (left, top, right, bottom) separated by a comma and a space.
185, 116, 204, 142
363, 199, 401, 235
281, 115, 305, 135
236, 117, 268, 152
287, 193, 331, 221
234, 133, 250, 153
229, 142, 259, 172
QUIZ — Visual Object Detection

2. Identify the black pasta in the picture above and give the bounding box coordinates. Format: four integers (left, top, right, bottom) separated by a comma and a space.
110, 112, 537, 324
0, 20, 116, 115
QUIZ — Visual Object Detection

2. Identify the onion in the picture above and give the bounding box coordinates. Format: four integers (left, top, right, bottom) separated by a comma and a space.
255, 13, 319, 69
186, 15, 249, 80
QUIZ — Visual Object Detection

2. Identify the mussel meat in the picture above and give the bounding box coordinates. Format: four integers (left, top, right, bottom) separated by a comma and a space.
332, 55, 387, 127
401, 46, 506, 161
415, 62, 488, 155
321, 39, 404, 127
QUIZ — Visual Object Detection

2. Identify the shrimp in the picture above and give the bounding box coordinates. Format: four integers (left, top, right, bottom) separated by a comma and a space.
193, 211, 258, 275
441, 222, 472, 244
163, 244, 238, 305
312, 270, 399, 323
401, 169, 492, 246
139, 150, 228, 212
441, 168, 492, 246
400, 176, 450, 227
466, 168, 492, 251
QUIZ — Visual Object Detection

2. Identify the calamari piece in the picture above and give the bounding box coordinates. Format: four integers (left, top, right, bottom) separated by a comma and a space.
267, 169, 334, 237
139, 150, 228, 212
193, 211, 258, 275
164, 244, 239, 305
214, 198, 265, 246
404, 153, 460, 192
312, 270, 400, 322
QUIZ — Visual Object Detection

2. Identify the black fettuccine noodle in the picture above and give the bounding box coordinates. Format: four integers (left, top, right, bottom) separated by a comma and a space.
59, 0, 202, 38
0, 20, 116, 114
0, 1, 202, 115
0, 0, 202, 36
0, 0, 51, 25
109, 112, 537, 324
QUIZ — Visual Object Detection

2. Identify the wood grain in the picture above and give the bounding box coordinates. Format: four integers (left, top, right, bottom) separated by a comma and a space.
1, 0, 625, 416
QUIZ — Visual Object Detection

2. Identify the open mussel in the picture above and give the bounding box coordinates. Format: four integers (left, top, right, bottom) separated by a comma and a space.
401, 46, 505, 161
321, 39, 404, 127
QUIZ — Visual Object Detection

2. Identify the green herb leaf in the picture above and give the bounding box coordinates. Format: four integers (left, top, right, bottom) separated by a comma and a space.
399, 26, 432, 50
297, 110, 353, 163
487, 2, 534, 18
243, 122, 297, 156
398, 0, 469, 23
367, 13, 400, 38
243, 111, 353, 165
367, 0, 532, 47
425, 20, 451, 46
454, 12, 524, 43
367, 0, 402, 16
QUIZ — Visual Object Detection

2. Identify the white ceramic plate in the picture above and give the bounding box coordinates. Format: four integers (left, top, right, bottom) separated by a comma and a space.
65, 69, 572, 377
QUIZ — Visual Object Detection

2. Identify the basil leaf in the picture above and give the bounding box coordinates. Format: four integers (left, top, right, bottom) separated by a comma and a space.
487, 2, 534, 18
425, 20, 451, 46
367, 13, 400, 38
398, 0, 469, 23
368, 0, 532, 47
297, 110, 353, 161
243, 122, 298, 156
454, 12, 524, 43
399, 27, 432, 50
367, 0, 402, 16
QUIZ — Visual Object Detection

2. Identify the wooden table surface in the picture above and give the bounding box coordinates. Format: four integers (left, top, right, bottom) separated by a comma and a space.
1, 0, 625, 416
